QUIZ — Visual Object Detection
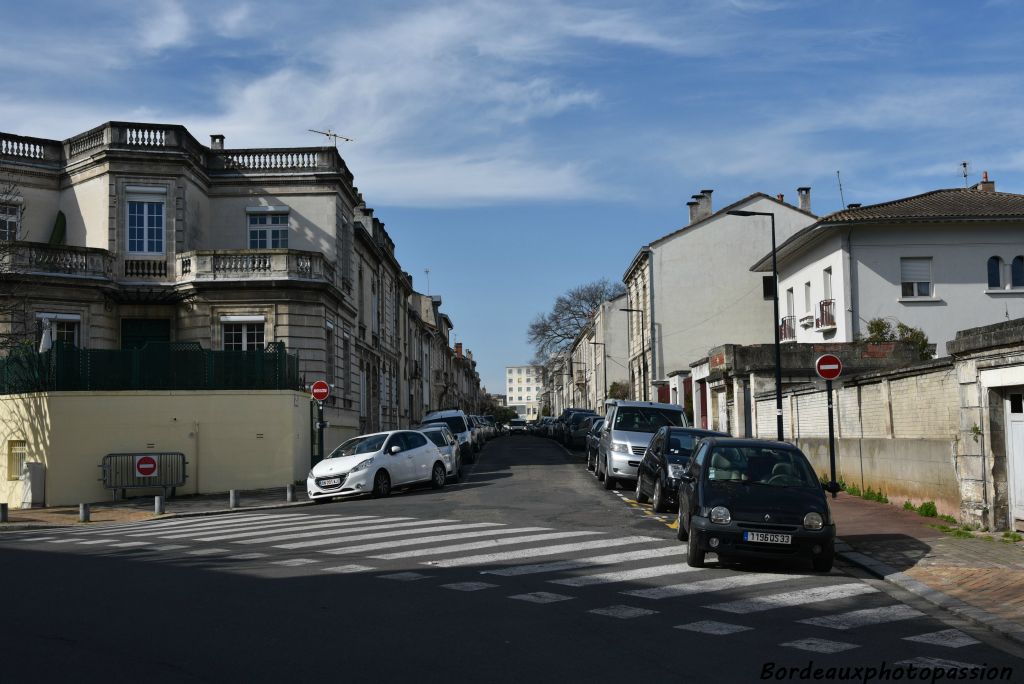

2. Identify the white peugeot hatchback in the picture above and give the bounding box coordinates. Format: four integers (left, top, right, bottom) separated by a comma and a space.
307, 430, 448, 501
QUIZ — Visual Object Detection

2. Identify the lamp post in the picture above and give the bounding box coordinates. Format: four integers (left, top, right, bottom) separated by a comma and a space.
727, 209, 784, 441
589, 341, 607, 410
620, 307, 648, 401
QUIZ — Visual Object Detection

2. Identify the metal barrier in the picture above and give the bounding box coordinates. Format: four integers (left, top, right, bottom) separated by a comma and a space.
99, 453, 188, 500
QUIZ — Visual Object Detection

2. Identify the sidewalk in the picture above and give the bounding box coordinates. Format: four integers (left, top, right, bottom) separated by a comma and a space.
0, 487, 313, 530
830, 492, 1024, 645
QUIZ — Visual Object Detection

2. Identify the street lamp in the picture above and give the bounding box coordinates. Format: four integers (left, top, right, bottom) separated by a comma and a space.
727, 209, 784, 441
589, 341, 607, 409
620, 307, 648, 401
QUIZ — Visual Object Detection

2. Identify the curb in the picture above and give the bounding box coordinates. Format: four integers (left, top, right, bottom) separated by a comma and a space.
835, 538, 1024, 647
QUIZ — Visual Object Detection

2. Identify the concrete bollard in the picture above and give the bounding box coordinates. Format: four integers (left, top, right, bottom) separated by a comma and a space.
154, 496, 165, 515
286, 484, 295, 503
79, 503, 90, 523
0, 502, 8, 523
229, 489, 240, 509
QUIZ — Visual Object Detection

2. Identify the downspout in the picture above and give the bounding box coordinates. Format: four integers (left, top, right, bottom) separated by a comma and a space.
845, 228, 858, 339
647, 251, 657, 394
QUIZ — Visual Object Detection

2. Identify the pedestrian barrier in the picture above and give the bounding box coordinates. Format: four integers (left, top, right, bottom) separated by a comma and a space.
98, 452, 188, 501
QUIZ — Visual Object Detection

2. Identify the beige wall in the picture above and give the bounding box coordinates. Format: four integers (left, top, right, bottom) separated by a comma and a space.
18, 184, 62, 243
206, 192, 338, 259
60, 174, 110, 249
0, 391, 311, 507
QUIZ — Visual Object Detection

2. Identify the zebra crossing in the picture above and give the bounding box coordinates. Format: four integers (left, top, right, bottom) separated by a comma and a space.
0, 510, 992, 661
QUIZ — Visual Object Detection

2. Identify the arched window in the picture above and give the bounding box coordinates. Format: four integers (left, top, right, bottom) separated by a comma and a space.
1013, 256, 1024, 288
987, 256, 1003, 289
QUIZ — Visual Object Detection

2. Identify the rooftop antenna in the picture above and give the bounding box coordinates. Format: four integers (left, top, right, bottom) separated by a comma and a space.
424, 267, 431, 295
836, 170, 847, 209
960, 161, 971, 188
308, 128, 354, 147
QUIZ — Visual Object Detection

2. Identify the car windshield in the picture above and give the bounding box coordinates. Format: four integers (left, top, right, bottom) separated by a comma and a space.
570, 413, 595, 427
423, 416, 467, 434
613, 407, 684, 434
422, 431, 447, 448
590, 420, 604, 434
510, 420, 526, 426
327, 434, 387, 458
706, 446, 819, 487
665, 433, 699, 463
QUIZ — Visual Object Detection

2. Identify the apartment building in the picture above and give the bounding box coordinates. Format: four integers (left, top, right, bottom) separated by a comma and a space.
505, 364, 545, 419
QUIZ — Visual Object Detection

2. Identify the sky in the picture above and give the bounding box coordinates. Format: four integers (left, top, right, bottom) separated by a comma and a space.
5, 0, 1024, 393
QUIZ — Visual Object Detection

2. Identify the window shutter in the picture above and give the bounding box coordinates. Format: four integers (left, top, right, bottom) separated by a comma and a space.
900, 258, 931, 282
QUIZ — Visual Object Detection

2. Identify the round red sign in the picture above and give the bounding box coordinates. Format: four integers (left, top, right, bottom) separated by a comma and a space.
135, 455, 157, 477
815, 354, 843, 381
311, 380, 330, 402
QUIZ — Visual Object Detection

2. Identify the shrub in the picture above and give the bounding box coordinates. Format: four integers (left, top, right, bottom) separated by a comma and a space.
903, 501, 916, 511
917, 501, 938, 518
938, 514, 958, 524
845, 483, 861, 497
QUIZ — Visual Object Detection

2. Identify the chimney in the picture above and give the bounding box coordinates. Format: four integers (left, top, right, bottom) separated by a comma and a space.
797, 186, 811, 213
776, 193, 785, 203
687, 200, 700, 224
454, 342, 463, 358
699, 189, 713, 218
467, 350, 474, 361
975, 171, 996, 192
689, 189, 713, 222
847, 203, 862, 209
210, 134, 225, 150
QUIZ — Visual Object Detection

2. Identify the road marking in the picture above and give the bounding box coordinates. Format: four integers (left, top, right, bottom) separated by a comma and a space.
708, 582, 878, 613
551, 563, 700, 587
270, 522, 501, 549
799, 604, 924, 630
896, 657, 983, 669
227, 552, 269, 560
509, 592, 575, 604
193, 516, 416, 542
123, 514, 321, 538
185, 548, 228, 556
485, 546, 683, 576
624, 572, 795, 600
151, 515, 381, 540
321, 527, 551, 556
589, 605, 657, 619
675, 620, 752, 635
77, 539, 117, 545
427, 536, 661, 568
323, 564, 375, 574
441, 582, 498, 592
781, 638, 858, 654
46, 538, 80, 544
903, 629, 980, 649
68, 512, 269, 536
149, 544, 188, 552
379, 571, 428, 581
18, 537, 56, 542
271, 558, 320, 567
375, 532, 602, 561
109, 541, 151, 548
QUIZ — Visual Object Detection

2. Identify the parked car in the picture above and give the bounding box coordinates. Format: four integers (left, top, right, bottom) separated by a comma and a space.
596, 400, 687, 490
509, 419, 527, 434
675, 437, 835, 572
585, 419, 604, 471
307, 430, 448, 501
422, 409, 477, 461
554, 408, 592, 443
635, 426, 726, 512
417, 424, 462, 482
564, 410, 598, 449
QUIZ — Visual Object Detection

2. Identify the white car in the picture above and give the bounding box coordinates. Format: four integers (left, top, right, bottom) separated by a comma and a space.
422, 409, 477, 461
417, 424, 462, 482
307, 430, 448, 501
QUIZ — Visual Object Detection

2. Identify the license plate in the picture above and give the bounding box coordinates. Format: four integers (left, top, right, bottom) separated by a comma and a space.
743, 531, 791, 544
320, 477, 341, 486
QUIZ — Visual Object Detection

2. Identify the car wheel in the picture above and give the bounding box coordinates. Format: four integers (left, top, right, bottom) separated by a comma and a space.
371, 470, 392, 498
675, 506, 689, 541
686, 528, 705, 568
431, 462, 447, 490
812, 546, 834, 573
634, 475, 649, 503
652, 479, 668, 513
596, 455, 605, 481
603, 462, 616, 490
586, 449, 594, 471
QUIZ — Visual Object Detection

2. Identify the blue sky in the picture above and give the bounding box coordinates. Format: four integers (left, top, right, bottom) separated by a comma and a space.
5, 0, 1024, 393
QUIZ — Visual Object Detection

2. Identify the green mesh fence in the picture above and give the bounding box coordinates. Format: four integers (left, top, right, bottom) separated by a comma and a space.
0, 341, 301, 393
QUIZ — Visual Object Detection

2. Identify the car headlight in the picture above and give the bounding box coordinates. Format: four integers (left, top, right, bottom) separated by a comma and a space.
804, 512, 824, 530
710, 506, 731, 524
351, 458, 374, 472
611, 441, 629, 453
307, 470, 315, 480
667, 464, 686, 480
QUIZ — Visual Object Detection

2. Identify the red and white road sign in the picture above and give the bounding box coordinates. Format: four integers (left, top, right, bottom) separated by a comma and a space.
311, 380, 330, 402
815, 354, 843, 381
134, 454, 159, 478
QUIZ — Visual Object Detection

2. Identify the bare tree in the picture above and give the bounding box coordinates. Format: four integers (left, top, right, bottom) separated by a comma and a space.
527, 278, 625, 368
0, 171, 28, 355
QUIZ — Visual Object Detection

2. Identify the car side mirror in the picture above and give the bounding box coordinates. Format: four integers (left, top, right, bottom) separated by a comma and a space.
390, 445, 402, 455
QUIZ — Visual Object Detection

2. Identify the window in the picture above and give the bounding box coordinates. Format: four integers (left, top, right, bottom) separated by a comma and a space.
900, 257, 932, 297
127, 200, 164, 254
36, 314, 81, 348
823, 267, 832, 300
0, 204, 20, 241
785, 288, 795, 316
325, 325, 335, 384
988, 256, 1003, 289
518, 368, 522, 374
7, 440, 26, 481
248, 214, 289, 248
803, 282, 811, 312
1013, 257, 1024, 288
223, 323, 265, 351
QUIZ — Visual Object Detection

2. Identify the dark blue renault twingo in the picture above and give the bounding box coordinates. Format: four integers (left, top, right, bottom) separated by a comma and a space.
675, 438, 835, 572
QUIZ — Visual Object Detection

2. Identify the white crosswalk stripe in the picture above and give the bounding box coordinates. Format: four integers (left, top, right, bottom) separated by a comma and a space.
485, 546, 683, 577
140, 515, 377, 540
708, 582, 878, 613
675, 620, 752, 635
897, 657, 982, 669
427, 536, 661, 568
509, 592, 574, 604
123, 514, 334, 538
589, 605, 657, 619
551, 563, 700, 587
202, 517, 432, 543
623, 571, 796, 600
902, 629, 979, 649
266, 522, 501, 549
375, 531, 603, 561
320, 527, 552, 556
109, 541, 151, 548
67, 512, 269, 536
781, 638, 858, 653
798, 604, 923, 630
322, 564, 375, 574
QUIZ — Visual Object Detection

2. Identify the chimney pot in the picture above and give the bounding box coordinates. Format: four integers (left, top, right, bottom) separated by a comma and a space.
687, 201, 700, 224
796, 186, 811, 213
210, 134, 225, 150
975, 171, 996, 192
776, 193, 785, 203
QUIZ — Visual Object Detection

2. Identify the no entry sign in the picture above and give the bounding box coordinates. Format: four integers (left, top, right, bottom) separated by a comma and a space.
311, 380, 330, 402
134, 454, 158, 478
815, 354, 843, 381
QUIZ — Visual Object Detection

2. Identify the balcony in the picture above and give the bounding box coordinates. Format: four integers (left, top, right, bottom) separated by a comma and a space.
815, 299, 837, 331
779, 315, 797, 343
176, 249, 336, 286
9, 242, 114, 279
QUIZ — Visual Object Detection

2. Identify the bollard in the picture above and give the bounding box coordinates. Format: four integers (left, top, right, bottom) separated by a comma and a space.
229, 489, 240, 509
0, 502, 8, 523
286, 484, 295, 503
79, 503, 90, 523
154, 495, 165, 515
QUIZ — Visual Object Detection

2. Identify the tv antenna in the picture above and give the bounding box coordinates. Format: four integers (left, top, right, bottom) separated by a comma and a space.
424, 267, 431, 295
836, 170, 846, 209
308, 128, 354, 147
960, 161, 971, 188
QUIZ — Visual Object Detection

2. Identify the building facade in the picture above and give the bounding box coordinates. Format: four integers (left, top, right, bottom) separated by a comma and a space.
505, 365, 545, 419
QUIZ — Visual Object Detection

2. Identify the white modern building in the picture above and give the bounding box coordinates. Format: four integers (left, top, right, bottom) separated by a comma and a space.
505, 365, 546, 419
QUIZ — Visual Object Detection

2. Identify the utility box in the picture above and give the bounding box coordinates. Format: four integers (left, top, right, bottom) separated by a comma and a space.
21, 462, 45, 508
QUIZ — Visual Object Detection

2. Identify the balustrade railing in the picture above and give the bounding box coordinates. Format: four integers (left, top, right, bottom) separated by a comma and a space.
10, 243, 113, 278
175, 249, 336, 285
68, 129, 105, 157
1, 133, 61, 162
816, 299, 836, 330
779, 315, 797, 342
124, 259, 168, 279
218, 150, 320, 170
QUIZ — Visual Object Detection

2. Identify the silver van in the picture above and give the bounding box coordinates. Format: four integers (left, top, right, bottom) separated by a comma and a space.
597, 400, 688, 489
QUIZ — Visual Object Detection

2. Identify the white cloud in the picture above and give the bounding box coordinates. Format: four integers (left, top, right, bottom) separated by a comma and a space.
139, 0, 191, 53
217, 3, 251, 38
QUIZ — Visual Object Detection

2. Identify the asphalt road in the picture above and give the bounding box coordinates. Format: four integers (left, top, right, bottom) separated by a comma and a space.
2, 435, 1022, 683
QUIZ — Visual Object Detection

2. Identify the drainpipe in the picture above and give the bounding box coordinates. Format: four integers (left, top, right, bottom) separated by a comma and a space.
845, 228, 858, 339
647, 253, 657, 397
